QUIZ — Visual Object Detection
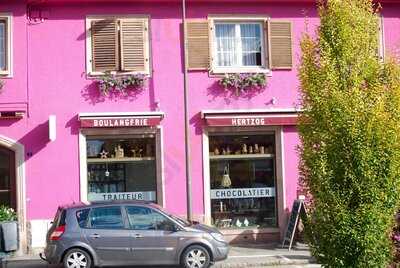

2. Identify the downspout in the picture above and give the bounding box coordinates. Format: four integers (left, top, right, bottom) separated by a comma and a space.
182, 0, 192, 221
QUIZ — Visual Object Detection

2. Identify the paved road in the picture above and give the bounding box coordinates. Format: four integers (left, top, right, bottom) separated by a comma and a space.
3, 260, 321, 268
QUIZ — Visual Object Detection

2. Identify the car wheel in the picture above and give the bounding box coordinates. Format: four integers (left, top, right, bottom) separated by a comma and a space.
63, 248, 92, 268
181, 245, 211, 268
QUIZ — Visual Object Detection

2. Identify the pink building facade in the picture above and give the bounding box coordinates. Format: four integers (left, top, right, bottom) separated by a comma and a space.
0, 0, 399, 253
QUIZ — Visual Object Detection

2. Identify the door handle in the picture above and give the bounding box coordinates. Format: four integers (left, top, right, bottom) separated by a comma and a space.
133, 234, 143, 239
90, 234, 100, 239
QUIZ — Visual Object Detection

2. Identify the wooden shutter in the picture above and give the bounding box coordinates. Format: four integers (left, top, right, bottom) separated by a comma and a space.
91, 19, 119, 72
269, 20, 293, 69
120, 18, 149, 73
186, 20, 210, 70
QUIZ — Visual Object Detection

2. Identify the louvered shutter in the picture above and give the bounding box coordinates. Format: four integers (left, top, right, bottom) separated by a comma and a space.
269, 20, 293, 69
91, 19, 119, 72
187, 20, 210, 70
120, 18, 149, 73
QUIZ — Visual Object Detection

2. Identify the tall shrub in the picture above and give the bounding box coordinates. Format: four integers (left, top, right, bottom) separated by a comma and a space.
298, 0, 400, 267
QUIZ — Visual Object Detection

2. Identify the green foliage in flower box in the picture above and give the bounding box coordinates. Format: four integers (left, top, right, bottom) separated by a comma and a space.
95, 72, 147, 95
298, 0, 400, 267
218, 73, 267, 95
0, 206, 17, 222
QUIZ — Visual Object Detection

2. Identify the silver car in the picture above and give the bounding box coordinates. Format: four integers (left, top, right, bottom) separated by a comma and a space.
42, 201, 229, 268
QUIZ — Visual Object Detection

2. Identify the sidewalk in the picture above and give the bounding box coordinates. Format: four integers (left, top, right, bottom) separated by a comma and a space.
1, 243, 318, 268
214, 243, 318, 268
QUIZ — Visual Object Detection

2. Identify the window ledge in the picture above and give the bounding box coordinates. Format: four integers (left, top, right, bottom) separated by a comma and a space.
86, 71, 150, 79
211, 67, 271, 76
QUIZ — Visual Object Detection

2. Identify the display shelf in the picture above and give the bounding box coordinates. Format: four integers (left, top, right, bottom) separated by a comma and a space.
88, 180, 125, 183
209, 154, 274, 160
87, 157, 155, 163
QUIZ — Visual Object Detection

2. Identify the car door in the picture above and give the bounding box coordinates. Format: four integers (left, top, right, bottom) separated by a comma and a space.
81, 206, 133, 266
125, 206, 180, 265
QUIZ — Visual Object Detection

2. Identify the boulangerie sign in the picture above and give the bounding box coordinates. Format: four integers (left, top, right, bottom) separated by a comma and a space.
210, 187, 275, 200
204, 114, 298, 127
80, 116, 162, 128
88, 191, 156, 202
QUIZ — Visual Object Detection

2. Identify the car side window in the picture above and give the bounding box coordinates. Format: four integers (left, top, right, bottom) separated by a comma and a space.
89, 206, 124, 229
125, 206, 176, 231
76, 209, 90, 228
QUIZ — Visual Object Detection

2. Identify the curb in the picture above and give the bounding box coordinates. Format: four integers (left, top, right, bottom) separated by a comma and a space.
213, 258, 315, 268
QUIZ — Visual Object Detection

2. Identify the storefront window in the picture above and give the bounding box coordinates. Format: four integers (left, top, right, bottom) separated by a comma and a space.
209, 133, 277, 229
86, 135, 157, 202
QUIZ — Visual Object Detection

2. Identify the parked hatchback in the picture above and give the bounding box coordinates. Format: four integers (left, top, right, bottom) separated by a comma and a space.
42, 201, 229, 268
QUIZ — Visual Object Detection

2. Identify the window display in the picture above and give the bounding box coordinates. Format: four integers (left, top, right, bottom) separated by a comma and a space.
86, 135, 157, 202
209, 133, 277, 229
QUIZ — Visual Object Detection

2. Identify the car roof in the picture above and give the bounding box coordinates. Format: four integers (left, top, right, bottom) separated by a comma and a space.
59, 200, 160, 210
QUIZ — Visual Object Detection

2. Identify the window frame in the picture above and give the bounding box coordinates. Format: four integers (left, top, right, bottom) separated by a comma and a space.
124, 205, 178, 231
0, 14, 12, 77
85, 15, 151, 77
86, 206, 127, 230
209, 15, 270, 74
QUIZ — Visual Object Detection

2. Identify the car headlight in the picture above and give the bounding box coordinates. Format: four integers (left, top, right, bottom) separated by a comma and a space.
210, 232, 226, 243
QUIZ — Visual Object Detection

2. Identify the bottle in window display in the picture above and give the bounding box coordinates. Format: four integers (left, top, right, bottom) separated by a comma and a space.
242, 144, 247, 154
260, 146, 265, 154
115, 145, 124, 158
254, 144, 259, 153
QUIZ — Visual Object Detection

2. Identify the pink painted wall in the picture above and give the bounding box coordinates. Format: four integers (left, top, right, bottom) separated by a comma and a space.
0, 0, 399, 226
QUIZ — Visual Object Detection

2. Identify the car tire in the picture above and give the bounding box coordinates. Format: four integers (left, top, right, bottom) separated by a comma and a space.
181, 245, 211, 268
63, 248, 93, 268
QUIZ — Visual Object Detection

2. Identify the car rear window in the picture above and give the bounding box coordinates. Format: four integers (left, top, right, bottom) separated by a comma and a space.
76, 209, 90, 228
52, 208, 66, 227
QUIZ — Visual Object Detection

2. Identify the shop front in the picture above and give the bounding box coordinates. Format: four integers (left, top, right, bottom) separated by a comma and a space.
78, 112, 165, 206
201, 110, 298, 242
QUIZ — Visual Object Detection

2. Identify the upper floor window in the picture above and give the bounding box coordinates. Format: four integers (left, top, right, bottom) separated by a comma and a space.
214, 22, 264, 69
186, 16, 293, 73
0, 15, 11, 76
86, 16, 150, 76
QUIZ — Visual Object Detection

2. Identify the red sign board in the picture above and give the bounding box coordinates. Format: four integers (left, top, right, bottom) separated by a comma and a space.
80, 116, 162, 128
205, 114, 298, 127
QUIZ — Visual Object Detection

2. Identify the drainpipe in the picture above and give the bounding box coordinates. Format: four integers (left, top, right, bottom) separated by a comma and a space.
182, 0, 192, 221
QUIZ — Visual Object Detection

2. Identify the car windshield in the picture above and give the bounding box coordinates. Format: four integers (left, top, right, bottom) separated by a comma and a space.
169, 214, 192, 227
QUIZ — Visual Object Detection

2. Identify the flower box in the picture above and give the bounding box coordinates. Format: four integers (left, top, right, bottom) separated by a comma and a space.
0, 221, 18, 252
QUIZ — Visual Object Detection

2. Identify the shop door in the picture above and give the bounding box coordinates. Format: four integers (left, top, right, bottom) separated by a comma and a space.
0, 147, 16, 210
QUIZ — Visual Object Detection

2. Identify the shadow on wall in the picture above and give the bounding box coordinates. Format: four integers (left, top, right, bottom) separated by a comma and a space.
18, 121, 50, 160
81, 80, 147, 105
65, 114, 80, 136
206, 80, 267, 105
0, 119, 20, 127
189, 112, 203, 136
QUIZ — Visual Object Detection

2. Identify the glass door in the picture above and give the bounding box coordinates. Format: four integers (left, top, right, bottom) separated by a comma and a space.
0, 147, 16, 210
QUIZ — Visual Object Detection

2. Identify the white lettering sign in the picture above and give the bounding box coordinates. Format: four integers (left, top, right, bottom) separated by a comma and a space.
88, 191, 156, 202
93, 118, 149, 127
231, 117, 266, 126
210, 187, 275, 200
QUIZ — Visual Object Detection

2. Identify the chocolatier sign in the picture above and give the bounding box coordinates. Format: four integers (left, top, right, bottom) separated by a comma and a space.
205, 114, 298, 127
210, 187, 275, 200
80, 116, 162, 128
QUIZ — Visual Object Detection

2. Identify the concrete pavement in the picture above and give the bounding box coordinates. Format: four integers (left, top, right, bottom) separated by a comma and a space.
2, 243, 318, 268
